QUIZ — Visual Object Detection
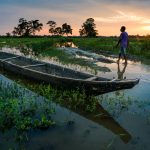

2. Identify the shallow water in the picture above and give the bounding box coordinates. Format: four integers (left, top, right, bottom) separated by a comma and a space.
0, 46, 111, 74
0, 75, 133, 150
0, 45, 150, 150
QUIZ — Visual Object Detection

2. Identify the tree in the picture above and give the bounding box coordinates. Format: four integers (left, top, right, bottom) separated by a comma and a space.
61, 23, 72, 36
6, 32, 11, 37
79, 18, 98, 37
54, 27, 62, 36
47, 20, 57, 35
12, 18, 43, 36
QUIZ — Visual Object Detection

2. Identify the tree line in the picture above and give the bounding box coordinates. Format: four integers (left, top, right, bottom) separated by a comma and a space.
7, 18, 98, 37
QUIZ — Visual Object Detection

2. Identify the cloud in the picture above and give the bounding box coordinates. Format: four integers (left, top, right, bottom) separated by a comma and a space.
141, 19, 150, 24
0, 0, 150, 35
0, 5, 86, 35
0, 0, 91, 12
94, 10, 150, 24
93, 0, 150, 5
143, 26, 150, 31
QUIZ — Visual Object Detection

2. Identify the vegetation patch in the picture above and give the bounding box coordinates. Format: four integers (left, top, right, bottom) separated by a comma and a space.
0, 80, 55, 132
1, 36, 150, 59
22, 83, 99, 114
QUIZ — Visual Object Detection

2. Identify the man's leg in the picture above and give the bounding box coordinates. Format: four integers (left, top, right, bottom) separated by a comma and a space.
117, 48, 122, 63
123, 48, 127, 64
117, 53, 121, 63
124, 55, 127, 64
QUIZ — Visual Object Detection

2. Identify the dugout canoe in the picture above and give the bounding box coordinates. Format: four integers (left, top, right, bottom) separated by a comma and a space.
0, 52, 139, 95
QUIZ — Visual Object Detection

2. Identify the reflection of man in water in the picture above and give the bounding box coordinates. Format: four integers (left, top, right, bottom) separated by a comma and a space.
117, 63, 127, 80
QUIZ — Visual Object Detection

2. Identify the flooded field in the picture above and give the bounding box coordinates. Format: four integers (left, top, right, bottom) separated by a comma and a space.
0, 43, 150, 150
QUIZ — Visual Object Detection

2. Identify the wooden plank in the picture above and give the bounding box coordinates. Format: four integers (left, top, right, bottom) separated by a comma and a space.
0, 56, 21, 62
85, 76, 97, 81
111, 78, 117, 81
22, 63, 45, 68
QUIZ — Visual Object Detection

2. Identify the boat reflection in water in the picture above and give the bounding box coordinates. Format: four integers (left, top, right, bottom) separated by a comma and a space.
0, 69, 132, 144
72, 101, 131, 143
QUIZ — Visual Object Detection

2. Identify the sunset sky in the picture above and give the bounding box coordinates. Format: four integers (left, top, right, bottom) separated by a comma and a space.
0, 0, 150, 36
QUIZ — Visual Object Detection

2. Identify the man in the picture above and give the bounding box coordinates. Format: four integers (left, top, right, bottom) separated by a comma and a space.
116, 26, 129, 64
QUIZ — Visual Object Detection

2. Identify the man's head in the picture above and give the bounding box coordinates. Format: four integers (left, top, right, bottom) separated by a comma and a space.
120, 26, 126, 32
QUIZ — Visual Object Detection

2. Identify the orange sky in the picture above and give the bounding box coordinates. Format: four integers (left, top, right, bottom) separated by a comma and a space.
1, 0, 150, 36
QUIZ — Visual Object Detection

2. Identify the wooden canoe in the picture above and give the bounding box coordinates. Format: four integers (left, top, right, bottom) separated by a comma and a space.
0, 52, 139, 95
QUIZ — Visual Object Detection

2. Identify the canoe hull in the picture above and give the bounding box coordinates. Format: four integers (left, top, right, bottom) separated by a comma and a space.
0, 52, 139, 95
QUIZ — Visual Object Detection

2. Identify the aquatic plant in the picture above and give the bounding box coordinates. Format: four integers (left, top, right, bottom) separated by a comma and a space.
22, 82, 99, 114
99, 92, 132, 118
0, 80, 55, 132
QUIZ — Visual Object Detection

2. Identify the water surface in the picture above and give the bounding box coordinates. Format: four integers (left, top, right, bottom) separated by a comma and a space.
0, 44, 150, 150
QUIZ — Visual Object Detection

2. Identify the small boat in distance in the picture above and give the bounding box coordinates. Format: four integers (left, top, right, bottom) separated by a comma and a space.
0, 52, 139, 95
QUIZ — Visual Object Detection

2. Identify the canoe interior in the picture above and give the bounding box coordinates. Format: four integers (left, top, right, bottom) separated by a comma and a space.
28, 64, 93, 79
0, 52, 16, 59
0, 52, 106, 80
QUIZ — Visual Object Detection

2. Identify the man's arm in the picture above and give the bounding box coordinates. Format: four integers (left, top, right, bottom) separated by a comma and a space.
127, 37, 129, 48
116, 33, 122, 48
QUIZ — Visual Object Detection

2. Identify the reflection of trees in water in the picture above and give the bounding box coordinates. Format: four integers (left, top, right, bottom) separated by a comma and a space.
56, 42, 78, 48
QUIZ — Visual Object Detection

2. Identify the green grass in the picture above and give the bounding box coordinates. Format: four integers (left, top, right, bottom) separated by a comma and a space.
73, 37, 116, 52
72, 37, 150, 58
1, 36, 150, 58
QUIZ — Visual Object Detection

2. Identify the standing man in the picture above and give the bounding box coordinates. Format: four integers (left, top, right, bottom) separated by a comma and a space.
116, 26, 129, 64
